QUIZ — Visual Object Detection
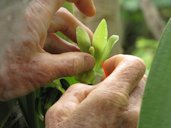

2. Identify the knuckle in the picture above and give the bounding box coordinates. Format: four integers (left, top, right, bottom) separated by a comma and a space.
127, 55, 146, 73
67, 83, 88, 92
68, 84, 83, 90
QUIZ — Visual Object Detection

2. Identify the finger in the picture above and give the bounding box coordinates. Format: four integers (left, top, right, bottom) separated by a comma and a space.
86, 55, 145, 108
101, 54, 145, 95
28, 0, 65, 28
45, 84, 94, 127
74, 0, 96, 16
59, 84, 94, 104
67, 0, 96, 16
44, 33, 80, 54
32, 52, 95, 87
48, 8, 93, 42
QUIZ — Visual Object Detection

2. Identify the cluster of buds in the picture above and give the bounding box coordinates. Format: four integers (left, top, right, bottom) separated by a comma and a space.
76, 19, 119, 84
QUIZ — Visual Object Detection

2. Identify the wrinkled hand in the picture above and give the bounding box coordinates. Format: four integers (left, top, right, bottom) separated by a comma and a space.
0, 0, 96, 100
45, 54, 146, 128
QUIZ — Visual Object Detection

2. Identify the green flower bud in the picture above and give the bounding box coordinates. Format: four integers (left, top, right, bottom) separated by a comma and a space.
76, 26, 91, 53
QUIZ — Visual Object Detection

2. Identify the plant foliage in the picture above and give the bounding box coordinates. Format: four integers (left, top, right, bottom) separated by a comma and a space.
76, 19, 119, 84
138, 18, 171, 128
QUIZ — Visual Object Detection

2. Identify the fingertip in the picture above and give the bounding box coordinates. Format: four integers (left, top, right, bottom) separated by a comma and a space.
102, 54, 146, 77
44, 33, 80, 54
57, 52, 95, 76
100, 54, 146, 95
102, 63, 109, 77
67, 0, 96, 16
49, 7, 94, 42
102, 55, 120, 76
75, 0, 96, 17
82, 53, 96, 70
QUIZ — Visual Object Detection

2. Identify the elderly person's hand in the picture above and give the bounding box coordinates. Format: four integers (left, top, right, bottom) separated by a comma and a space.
45, 54, 146, 128
0, 0, 95, 100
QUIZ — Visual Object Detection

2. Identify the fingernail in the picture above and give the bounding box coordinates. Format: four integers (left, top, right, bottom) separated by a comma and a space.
84, 54, 95, 69
102, 62, 109, 77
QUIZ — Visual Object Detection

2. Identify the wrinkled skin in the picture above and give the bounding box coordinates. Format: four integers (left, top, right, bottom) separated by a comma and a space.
0, 0, 96, 100
0, 0, 146, 128
46, 55, 146, 128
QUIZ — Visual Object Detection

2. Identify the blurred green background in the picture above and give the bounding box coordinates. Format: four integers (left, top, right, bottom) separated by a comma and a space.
121, 0, 171, 73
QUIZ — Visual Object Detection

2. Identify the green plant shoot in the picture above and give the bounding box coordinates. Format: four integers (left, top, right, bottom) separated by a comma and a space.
76, 19, 119, 84
92, 19, 108, 60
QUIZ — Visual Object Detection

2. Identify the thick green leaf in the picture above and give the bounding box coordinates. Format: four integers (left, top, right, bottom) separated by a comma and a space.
92, 19, 108, 60
76, 26, 91, 53
19, 92, 44, 128
138, 18, 171, 128
0, 100, 15, 128
108, 35, 119, 50
94, 35, 119, 71
101, 35, 119, 61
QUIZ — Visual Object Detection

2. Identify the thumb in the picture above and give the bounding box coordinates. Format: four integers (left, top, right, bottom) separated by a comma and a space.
33, 52, 95, 85
0, 52, 94, 101
101, 54, 145, 95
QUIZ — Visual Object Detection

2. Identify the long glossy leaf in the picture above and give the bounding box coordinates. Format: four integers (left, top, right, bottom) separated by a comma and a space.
138, 18, 171, 128
92, 19, 108, 60
19, 92, 44, 128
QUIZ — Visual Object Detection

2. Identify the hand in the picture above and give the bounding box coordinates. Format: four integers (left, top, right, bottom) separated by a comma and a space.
0, 0, 96, 101
45, 54, 146, 128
